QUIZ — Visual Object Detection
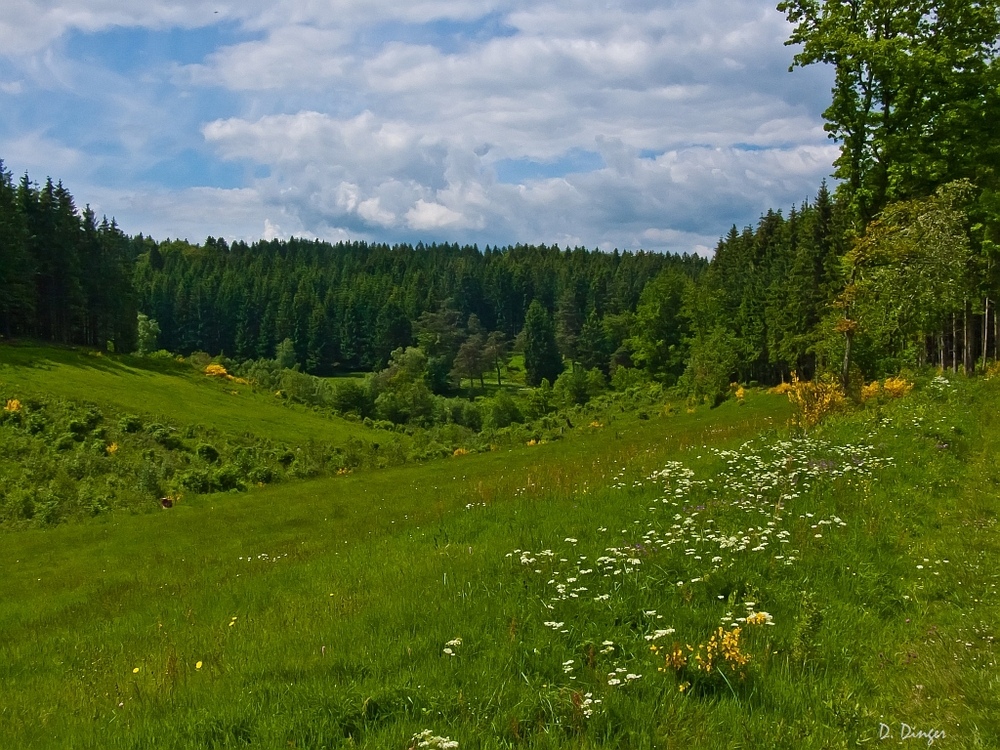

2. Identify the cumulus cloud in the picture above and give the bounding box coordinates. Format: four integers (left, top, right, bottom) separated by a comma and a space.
1, 0, 839, 254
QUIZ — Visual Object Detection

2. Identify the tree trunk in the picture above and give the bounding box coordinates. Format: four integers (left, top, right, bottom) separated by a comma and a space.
952, 313, 959, 373
841, 329, 853, 390
984, 298, 990, 366
964, 300, 973, 374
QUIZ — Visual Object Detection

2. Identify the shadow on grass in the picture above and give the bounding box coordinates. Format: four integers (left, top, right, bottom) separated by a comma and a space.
0, 340, 188, 379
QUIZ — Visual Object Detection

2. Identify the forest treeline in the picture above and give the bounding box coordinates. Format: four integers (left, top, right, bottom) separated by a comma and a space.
2, 157, 999, 409
5, 1, 1000, 403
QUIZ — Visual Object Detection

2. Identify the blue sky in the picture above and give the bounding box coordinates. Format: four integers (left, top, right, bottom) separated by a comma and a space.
0, 1, 837, 255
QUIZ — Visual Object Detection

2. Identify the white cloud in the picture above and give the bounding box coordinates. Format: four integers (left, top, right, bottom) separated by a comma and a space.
184, 26, 351, 90
406, 199, 464, 230
1, 0, 839, 254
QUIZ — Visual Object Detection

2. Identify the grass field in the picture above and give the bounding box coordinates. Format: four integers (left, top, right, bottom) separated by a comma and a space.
0, 342, 371, 446
2, 362, 998, 748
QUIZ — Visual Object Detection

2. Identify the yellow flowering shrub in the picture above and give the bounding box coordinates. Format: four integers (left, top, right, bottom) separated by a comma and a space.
4, 398, 22, 412
881, 376, 914, 398
860, 381, 881, 402
734, 385, 746, 402
452, 447, 470, 457
204, 363, 230, 378
106, 442, 119, 455
785, 372, 846, 429
769, 382, 792, 395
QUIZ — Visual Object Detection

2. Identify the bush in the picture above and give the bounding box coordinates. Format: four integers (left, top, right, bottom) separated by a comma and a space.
484, 392, 523, 430
331, 380, 374, 418
119, 414, 143, 433
785, 373, 847, 429
196, 443, 220, 463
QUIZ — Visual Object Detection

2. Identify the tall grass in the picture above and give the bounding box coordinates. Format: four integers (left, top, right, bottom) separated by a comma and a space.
2, 369, 998, 748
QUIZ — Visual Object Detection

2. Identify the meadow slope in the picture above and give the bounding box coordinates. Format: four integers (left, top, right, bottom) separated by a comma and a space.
1, 370, 998, 749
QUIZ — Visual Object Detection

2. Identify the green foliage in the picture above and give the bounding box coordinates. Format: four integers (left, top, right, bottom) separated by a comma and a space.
331, 379, 374, 418
552, 366, 605, 408
836, 181, 975, 380
522, 300, 564, 387
681, 325, 739, 406
136, 312, 160, 356
779, 0, 1000, 224
371, 347, 436, 426
628, 268, 689, 381
483, 391, 523, 430
274, 337, 298, 370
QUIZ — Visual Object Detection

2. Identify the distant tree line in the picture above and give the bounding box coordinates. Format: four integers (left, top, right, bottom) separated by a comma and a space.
0, 161, 139, 349
130, 235, 706, 386
4, 159, 1000, 402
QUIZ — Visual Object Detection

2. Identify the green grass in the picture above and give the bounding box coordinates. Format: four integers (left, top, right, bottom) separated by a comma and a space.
0, 342, 370, 445
2, 366, 999, 748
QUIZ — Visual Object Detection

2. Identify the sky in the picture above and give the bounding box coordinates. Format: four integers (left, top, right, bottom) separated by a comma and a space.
0, 0, 839, 256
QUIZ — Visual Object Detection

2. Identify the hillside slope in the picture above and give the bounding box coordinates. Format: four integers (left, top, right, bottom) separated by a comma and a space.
1, 370, 997, 748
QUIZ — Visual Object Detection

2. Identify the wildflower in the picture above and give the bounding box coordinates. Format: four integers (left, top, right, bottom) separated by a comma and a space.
132, 667, 139, 674
882, 376, 914, 398
645, 628, 676, 641
106, 442, 119, 455
745, 611, 774, 626
204, 363, 231, 379
410, 729, 459, 749
4, 399, 22, 412
196, 661, 203, 669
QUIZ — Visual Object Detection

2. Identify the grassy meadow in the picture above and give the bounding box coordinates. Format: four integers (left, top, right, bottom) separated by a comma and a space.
2, 354, 999, 748
0, 343, 371, 446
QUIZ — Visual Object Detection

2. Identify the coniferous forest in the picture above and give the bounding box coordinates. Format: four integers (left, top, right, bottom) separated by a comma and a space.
4, 0, 1000, 409
3, 161, 999, 410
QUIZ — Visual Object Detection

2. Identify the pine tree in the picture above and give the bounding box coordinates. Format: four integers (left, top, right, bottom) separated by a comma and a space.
522, 300, 563, 386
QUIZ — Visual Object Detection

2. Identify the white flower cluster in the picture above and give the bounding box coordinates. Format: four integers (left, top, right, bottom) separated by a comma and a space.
410, 729, 458, 750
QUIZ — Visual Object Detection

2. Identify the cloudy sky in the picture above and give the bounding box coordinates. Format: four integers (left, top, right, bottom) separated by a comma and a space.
0, 0, 838, 255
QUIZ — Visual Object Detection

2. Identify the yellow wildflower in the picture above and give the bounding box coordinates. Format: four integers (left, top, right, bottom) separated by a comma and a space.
882, 376, 914, 398
860, 381, 881, 402
4, 398, 21, 412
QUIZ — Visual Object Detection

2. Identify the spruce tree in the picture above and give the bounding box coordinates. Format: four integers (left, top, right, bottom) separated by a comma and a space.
522, 300, 563, 387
